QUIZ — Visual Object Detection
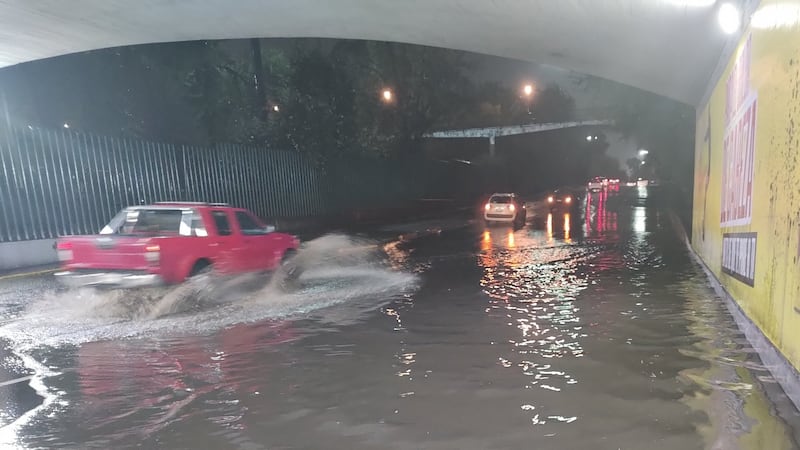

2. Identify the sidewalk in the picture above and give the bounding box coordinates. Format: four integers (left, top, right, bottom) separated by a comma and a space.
0, 263, 59, 281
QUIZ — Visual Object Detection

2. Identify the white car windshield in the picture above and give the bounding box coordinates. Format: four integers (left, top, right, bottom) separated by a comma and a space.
489, 196, 512, 204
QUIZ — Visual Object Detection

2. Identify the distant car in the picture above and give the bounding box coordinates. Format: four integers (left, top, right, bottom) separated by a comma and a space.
546, 190, 575, 212
55, 202, 301, 288
587, 177, 604, 193
484, 193, 526, 226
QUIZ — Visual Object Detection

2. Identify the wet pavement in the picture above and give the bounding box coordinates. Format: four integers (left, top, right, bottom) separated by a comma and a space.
1, 187, 799, 449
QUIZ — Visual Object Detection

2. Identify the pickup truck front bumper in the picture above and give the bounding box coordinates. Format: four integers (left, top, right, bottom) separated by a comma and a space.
55, 271, 163, 289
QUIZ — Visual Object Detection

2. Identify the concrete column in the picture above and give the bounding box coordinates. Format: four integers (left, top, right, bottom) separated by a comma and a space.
489, 135, 496, 157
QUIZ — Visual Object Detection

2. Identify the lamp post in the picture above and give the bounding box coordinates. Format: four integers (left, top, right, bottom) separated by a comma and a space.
522, 84, 534, 115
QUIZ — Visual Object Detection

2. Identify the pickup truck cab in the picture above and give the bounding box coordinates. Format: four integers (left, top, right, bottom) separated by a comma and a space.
55, 202, 300, 288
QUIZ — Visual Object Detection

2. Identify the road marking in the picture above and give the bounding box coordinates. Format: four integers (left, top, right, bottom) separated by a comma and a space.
0, 375, 34, 388
0, 268, 58, 281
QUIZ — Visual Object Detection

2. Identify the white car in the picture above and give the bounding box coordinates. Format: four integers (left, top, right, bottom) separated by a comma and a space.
484, 193, 525, 226
587, 177, 604, 193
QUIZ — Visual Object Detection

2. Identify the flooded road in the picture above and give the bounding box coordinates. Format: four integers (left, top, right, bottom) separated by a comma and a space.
1, 187, 799, 449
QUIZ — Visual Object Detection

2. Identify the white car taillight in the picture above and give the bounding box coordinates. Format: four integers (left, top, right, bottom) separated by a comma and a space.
509, 204, 516, 212
485, 203, 491, 211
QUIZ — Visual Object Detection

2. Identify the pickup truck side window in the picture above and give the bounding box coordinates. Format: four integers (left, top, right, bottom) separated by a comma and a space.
211, 211, 232, 236
190, 210, 208, 237
235, 211, 268, 235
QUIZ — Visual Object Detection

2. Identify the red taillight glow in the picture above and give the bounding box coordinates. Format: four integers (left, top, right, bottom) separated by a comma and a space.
547, 196, 554, 203
509, 204, 516, 212
57, 241, 73, 262
485, 203, 491, 211
144, 244, 160, 263
565, 196, 572, 204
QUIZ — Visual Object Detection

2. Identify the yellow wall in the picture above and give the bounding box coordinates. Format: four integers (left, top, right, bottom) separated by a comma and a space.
693, 0, 800, 368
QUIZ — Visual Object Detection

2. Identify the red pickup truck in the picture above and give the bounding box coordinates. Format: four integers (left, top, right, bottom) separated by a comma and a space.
55, 202, 300, 288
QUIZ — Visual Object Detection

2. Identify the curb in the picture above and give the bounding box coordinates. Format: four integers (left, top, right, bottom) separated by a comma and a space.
669, 210, 800, 413
0, 266, 59, 281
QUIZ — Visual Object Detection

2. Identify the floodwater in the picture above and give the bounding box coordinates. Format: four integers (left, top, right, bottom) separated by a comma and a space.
1, 187, 799, 449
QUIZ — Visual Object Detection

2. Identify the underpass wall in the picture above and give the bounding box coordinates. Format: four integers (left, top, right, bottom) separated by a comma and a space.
692, 0, 800, 399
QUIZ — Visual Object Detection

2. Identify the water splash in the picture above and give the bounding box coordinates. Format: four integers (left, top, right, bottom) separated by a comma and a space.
0, 234, 417, 351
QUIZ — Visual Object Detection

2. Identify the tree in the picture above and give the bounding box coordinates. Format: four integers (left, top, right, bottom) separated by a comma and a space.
275, 49, 359, 163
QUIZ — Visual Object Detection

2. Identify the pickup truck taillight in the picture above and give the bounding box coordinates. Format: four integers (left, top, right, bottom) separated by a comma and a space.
144, 244, 160, 264
56, 242, 73, 262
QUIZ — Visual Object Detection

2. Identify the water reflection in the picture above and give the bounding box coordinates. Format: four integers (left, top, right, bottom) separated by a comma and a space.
66, 321, 297, 447
583, 190, 618, 239
633, 206, 647, 234
478, 221, 588, 426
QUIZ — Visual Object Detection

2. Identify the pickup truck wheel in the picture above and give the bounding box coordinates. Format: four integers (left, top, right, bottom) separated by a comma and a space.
280, 250, 302, 282
189, 261, 213, 280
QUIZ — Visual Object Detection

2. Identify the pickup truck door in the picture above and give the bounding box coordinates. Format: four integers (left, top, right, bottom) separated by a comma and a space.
209, 209, 250, 273
234, 210, 282, 270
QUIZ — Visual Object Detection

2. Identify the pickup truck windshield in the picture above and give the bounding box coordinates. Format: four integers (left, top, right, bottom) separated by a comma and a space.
100, 208, 197, 236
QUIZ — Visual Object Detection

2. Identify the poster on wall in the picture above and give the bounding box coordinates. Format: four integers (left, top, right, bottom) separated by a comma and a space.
721, 35, 758, 228
722, 232, 757, 286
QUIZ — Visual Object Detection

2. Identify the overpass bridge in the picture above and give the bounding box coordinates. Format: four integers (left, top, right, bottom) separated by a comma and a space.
423, 120, 613, 156
1, 0, 800, 416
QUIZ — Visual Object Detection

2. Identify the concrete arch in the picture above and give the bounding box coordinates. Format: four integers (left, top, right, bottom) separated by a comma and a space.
0, 0, 736, 104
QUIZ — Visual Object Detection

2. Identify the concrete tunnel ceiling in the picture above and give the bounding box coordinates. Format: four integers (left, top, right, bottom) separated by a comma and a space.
0, 0, 744, 105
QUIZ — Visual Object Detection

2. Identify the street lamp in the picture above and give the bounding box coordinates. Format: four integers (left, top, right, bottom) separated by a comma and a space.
638, 149, 649, 157
586, 135, 594, 142
382, 89, 393, 102
63, 123, 70, 129
272, 105, 280, 113
523, 84, 534, 97
718, 2, 741, 34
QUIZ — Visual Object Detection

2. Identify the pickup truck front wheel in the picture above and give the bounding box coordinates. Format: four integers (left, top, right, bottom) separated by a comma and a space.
280, 250, 302, 281
188, 260, 213, 280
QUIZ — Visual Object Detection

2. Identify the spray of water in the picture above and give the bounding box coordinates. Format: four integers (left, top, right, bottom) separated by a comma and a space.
0, 233, 418, 350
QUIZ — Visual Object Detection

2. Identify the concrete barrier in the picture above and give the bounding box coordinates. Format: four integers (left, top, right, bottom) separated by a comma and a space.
0, 239, 57, 272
